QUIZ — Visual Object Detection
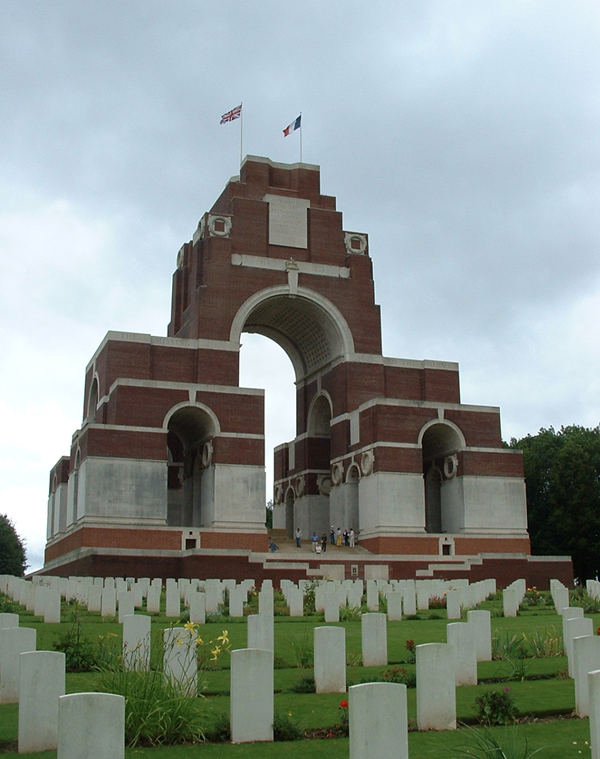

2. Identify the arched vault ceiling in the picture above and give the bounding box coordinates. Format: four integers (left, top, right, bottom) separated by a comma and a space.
243, 295, 344, 378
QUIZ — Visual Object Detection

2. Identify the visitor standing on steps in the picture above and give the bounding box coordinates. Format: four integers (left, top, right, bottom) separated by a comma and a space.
295, 527, 302, 548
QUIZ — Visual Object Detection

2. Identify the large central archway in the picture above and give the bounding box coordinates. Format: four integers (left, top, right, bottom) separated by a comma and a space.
231, 286, 355, 380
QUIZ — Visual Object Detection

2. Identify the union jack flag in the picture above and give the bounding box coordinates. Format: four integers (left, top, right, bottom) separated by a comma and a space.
220, 104, 242, 124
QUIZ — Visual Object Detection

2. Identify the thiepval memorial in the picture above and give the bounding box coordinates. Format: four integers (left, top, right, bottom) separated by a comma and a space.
43, 157, 572, 586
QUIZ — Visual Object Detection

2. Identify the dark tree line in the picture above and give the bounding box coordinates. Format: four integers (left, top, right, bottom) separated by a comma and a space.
0, 514, 27, 577
509, 425, 600, 583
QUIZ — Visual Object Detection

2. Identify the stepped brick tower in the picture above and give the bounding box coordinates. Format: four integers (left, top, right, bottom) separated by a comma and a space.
43, 156, 572, 586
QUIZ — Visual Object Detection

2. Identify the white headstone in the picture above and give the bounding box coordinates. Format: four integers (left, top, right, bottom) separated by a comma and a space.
361, 613, 387, 667
101, 586, 116, 618
230, 648, 273, 743
588, 669, 600, 759
349, 682, 408, 759
247, 614, 274, 654
565, 616, 594, 678
57, 692, 124, 759
0, 626, 36, 703
467, 609, 492, 662
123, 614, 151, 671
314, 626, 346, 693
163, 628, 197, 696
573, 634, 600, 717
416, 643, 456, 731
19, 651, 65, 752
446, 622, 477, 686
189, 592, 206, 624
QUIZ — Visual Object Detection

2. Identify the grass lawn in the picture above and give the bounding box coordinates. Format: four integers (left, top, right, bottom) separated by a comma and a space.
0, 589, 597, 758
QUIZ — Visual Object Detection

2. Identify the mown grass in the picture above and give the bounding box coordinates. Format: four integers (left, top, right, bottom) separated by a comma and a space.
0, 591, 598, 758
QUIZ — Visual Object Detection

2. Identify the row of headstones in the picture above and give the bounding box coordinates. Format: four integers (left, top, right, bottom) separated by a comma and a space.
7, 578, 600, 755
1, 574, 496, 624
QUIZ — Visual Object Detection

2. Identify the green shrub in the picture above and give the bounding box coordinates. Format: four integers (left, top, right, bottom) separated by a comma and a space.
273, 711, 304, 741
523, 628, 564, 658
291, 675, 315, 693
454, 724, 544, 758
204, 712, 230, 743
340, 603, 362, 621
492, 632, 527, 661
51, 614, 98, 672
473, 687, 518, 726
361, 666, 416, 688
286, 630, 313, 668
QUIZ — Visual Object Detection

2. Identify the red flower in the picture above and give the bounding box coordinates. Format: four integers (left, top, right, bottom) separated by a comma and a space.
340, 700, 349, 709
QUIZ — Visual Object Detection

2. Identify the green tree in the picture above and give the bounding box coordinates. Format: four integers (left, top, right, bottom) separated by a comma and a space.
510, 426, 600, 583
0, 514, 28, 576
265, 499, 273, 529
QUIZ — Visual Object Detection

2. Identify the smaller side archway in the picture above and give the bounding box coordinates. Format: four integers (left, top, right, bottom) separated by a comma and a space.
165, 404, 218, 527
420, 421, 464, 534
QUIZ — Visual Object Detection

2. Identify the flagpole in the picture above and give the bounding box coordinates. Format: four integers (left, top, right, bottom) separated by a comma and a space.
240, 102, 243, 168
299, 112, 302, 163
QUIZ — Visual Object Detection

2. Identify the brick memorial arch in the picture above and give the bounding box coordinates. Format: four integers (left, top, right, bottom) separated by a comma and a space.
43, 156, 572, 585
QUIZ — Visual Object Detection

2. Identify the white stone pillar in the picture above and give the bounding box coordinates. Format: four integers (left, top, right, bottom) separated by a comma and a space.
57, 692, 124, 759
0, 626, 36, 703
314, 626, 346, 693
416, 643, 456, 731
123, 614, 151, 671
349, 682, 408, 759
230, 648, 273, 743
18, 651, 65, 752
467, 609, 492, 662
361, 613, 387, 667
446, 622, 477, 686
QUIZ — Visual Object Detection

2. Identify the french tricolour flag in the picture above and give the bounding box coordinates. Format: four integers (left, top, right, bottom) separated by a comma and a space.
283, 114, 301, 136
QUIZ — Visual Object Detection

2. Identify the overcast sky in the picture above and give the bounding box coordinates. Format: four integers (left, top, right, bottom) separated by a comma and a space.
2, 1, 599, 572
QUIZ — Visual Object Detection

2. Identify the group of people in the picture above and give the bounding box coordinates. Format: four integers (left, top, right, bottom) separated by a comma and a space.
294, 526, 356, 552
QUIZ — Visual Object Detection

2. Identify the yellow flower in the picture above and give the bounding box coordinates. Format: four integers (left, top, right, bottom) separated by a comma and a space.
176, 639, 184, 646
195, 637, 203, 646
217, 631, 229, 643
184, 621, 197, 631
107, 632, 118, 638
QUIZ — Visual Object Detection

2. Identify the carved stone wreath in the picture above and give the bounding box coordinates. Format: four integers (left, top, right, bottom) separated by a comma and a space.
201, 440, 213, 468
361, 449, 374, 476
331, 461, 344, 485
